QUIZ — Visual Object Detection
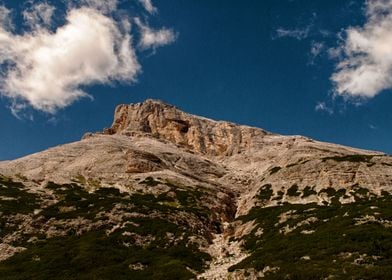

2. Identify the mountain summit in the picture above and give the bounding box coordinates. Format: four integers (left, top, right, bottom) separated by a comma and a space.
102, 99, 270, 156
1, 100, 392, 279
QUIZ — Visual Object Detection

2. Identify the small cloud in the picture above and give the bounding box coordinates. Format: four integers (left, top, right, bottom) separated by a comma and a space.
310, 42, 324, 57
23, 2, 55, 29
309, 41, 325, 64
315, 102, 333, 114
135, 18, 177, 50
319, 29, 333, 38
138, 0, 157, 14
327, 46, 342, 60
275, 26, 310, 40
274, 12, 317, 41
79, 0, 119, 13
0, 5, 13, 30
369, 124, 378, 130
331, 0, 392, 100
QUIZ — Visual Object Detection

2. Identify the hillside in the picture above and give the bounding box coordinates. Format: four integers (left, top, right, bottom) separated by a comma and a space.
0, 99, 391, 279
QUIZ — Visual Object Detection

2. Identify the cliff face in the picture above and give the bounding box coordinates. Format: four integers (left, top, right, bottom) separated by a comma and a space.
105, 99, 269, 157
1, 100, 392, 279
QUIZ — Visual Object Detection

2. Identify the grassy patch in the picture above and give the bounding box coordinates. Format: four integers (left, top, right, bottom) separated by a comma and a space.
230, 194, 392, 279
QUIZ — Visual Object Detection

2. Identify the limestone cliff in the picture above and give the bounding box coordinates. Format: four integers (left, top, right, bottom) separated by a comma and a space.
103, 99, 270, 157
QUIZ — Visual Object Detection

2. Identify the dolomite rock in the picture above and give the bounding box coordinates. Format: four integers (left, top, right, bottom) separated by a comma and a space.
107, 99, 270, 157
1, 99, 392, 279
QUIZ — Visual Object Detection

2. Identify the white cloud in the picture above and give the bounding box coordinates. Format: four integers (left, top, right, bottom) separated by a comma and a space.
135, 18, 176, 50
0, 5, 12, 31
310, 42, 324, 58
315, 102, 333, 114
138, 0, 157, 14
0, 0, 175, 114
275, 27, 310, 40
331, 0, 392, 99
78, 0, 118, 13
309, 41, 325, 64
23, 2, 55, 29
0, 7, 139, 113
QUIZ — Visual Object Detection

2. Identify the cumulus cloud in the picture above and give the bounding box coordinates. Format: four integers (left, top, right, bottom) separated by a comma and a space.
135, 18, 176, 50
0, 0, 175, 114
331, 0, 392, 99
138, 0, 157, 14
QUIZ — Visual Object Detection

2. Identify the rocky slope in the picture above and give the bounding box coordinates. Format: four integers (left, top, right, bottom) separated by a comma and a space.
0, 99, 392, 279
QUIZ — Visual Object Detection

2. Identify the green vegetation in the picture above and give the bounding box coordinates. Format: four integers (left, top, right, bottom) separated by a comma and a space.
0, 177, 41, 238
0, 179, 214, 279
273, 190, 284, 203
269, 166, 282, 175
257, 184, 273, 201
0, 229, 209, 280
5, 173, 392, 279
40, 180, 211, 220
140, 176, 160, 187
286, 160, 310, 168
318, 188, 347, 205
318, 187, 337, 197
72, 175, 101, 188
322, 154, 375, 163
302, 186, 317, 198
287, 184, 301, 197
230, 193, 392, 279
0, 177, 40, 215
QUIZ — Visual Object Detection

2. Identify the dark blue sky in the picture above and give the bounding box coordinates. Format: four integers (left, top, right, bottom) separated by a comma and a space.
1, 0, 392, 160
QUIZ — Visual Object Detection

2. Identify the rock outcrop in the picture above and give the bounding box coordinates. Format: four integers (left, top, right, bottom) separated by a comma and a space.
2, 99, 391, 210
103, 99, 270, 157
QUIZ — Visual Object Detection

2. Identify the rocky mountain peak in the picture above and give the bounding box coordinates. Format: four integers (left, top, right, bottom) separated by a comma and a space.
2, 100, 392, 279
102, 99, 270, 156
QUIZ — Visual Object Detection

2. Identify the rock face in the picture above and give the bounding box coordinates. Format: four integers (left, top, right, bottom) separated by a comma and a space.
3, 99, 391, 211
106, 100, 270, 157
1, 99, 392, 279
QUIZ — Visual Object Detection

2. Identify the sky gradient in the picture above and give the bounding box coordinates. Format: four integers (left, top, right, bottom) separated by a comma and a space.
1, 0, 392, 160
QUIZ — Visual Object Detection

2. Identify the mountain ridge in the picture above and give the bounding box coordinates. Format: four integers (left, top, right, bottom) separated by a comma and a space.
1, 99, 392, 279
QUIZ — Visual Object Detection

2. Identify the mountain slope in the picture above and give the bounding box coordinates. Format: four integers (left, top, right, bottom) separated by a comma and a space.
0, 99, 392, 279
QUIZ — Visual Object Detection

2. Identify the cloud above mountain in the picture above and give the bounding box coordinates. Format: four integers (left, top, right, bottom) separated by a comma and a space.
135, 18, 177, 50
0, 0, 176, 114
331, 0, 392, 99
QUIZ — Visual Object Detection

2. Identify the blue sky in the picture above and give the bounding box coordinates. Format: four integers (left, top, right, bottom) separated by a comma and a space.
1, 0, 392, 160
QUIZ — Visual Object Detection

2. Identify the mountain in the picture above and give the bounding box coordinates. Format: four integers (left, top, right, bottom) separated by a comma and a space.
0, 99, 391, 279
